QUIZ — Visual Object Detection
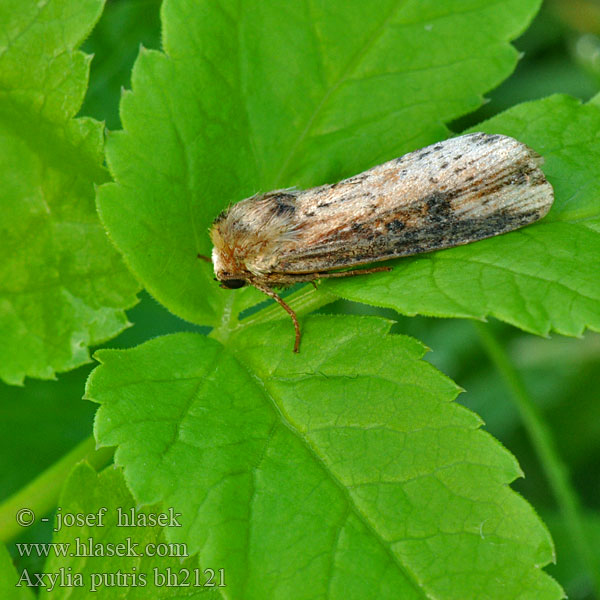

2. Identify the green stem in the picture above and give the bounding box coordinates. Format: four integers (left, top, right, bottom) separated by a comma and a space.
0, 436, 113, 543
210, 292, 238, 346
240, 286, 337, 327
473, 321, 600, 595
210, 285, 338, 346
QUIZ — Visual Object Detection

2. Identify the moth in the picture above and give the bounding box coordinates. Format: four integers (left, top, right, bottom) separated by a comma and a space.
209, 132, 554, 352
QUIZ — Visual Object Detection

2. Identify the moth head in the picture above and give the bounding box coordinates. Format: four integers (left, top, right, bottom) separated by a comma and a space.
209, 195, 289, 289
210, 227, 251, 290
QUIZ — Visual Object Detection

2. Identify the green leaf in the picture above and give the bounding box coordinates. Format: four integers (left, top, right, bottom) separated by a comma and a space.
330, 95, 600, 336
0, 543, 34, 600
87, 322, 563, 599
96, 0, 541, 327
38, 463, 217, 598
0, 0, 140, 385
81, 0, 162, 130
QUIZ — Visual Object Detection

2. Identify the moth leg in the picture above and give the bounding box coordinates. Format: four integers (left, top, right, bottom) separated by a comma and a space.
268, 266, 392, 285
253, 283, 302, 353
315, 265, 392, 279
196, 253, 211, 262
310, 280, 319, 290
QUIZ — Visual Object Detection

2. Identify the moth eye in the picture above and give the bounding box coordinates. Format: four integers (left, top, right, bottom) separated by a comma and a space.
219, 279, 247, 290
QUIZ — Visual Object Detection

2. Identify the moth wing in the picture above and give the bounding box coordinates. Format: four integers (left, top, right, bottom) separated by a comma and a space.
265, 133, 553, 274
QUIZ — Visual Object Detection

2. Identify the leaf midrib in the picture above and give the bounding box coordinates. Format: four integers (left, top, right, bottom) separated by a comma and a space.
229, 344, 428, 599
272, 0, 409, 188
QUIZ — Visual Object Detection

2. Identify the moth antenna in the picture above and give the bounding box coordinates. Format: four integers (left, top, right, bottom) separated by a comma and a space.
197, 253, 211, 263
253, 283, 301, 353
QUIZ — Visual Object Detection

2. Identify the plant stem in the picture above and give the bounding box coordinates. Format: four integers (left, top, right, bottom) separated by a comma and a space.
0, 436, 113, 543
473, 321, 600, 595
240, 286, 337, 327
210, 284, 338, 347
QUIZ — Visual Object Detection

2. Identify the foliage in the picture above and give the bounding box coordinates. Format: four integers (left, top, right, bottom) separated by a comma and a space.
1, 0, 599, 598
0, 0, 139, 385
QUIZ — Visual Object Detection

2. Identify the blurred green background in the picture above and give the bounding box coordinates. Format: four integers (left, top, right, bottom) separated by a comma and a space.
1, 0, 599, 597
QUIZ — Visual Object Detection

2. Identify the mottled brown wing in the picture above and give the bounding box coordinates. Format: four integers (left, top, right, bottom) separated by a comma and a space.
260, 133, 553, 274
